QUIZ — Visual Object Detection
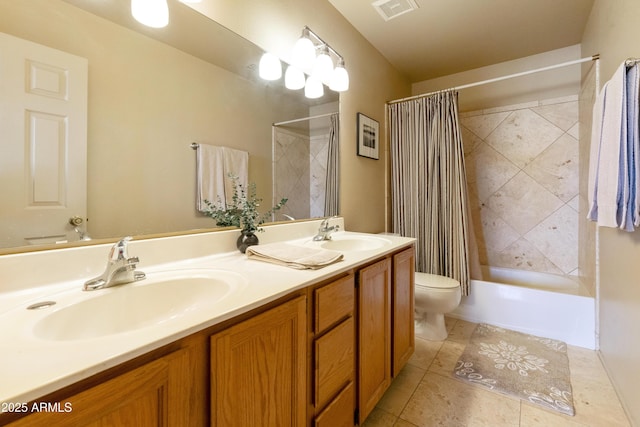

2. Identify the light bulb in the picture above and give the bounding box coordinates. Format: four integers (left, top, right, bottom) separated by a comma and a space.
329, 59, 349, 92
304, 75, 324, 99
291, 30, 316, 73
312, 45, 334, 85
285, 65, 305, 90
259, 52, 282, 81
131, 0, 169, 28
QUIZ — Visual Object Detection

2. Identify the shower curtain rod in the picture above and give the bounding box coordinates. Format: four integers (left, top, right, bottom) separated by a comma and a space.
387, 54, 600, 105
273, 111, 338, 126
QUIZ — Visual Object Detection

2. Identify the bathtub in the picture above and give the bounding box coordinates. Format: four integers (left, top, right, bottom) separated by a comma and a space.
449, 266, 596, 349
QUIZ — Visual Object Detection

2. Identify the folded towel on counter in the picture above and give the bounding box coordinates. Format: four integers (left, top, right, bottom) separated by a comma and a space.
245, 242, 343, 270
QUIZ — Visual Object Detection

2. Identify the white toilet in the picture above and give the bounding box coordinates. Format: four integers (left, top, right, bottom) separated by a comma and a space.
414, 272, 462, 341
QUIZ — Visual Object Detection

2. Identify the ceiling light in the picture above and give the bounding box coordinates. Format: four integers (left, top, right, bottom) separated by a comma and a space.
131, 0, 169, 28
329, 59, 349, 92
285, 65, 305, 90
259, 52, 282, 81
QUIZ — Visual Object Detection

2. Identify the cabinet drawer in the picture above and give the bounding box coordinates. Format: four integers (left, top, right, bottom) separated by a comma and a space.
315, 317, 354, 409
314, 274, 354, 334
314, 381, 355, 427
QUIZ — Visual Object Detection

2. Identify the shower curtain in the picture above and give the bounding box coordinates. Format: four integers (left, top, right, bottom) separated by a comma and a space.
324, 113, 340, 216
388, 90, 478, 295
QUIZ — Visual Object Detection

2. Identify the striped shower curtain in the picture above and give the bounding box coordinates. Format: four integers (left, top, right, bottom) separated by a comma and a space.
324, 113, 340, 216
388, 90, 477, 295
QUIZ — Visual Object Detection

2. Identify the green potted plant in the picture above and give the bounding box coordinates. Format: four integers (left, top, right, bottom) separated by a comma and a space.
203, 175, 287, 253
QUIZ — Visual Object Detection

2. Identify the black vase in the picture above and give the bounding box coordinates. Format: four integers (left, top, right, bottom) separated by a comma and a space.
237, 230, 259, 253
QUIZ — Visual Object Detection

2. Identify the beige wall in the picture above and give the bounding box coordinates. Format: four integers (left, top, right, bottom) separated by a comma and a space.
581, 0, 640, 424
190, 0, 411, 233
412, 45, 583, 113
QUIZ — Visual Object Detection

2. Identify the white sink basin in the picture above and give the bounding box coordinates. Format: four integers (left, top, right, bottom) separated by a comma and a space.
33, 269, 246, 341
311, 233, 392, 252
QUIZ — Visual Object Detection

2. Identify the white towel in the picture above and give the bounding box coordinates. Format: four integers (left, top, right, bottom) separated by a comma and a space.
196, 144, 249, 212
197, 144, 225, 212
587, 62, 627, 228
222, 146, 249, 201
627, 64, 640, 228
245, 242, 343, 270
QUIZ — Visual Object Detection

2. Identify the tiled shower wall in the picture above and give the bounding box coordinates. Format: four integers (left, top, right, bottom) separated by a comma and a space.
461, 96, 579, 275
273, 127, 329, 220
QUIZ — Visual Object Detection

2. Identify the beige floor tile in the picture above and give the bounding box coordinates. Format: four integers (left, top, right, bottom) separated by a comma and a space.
446, 319, 477, 344
520, 402, 588, 426
427, 340, 466, 377
377, 364, 426, 416
393, 419, 419, 427
566, 347, 630, 427
361, 407, 398, 427
407, 337, 444, 370
400, 372, 520, 427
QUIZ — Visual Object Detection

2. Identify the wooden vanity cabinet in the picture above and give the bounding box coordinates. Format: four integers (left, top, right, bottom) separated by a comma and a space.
3, 244, 415, 427
392, 247, 415, 377
357, 258, 392, 423
7, 346, 195, 427
210, 295, 307, 427
310, 274, 356, 427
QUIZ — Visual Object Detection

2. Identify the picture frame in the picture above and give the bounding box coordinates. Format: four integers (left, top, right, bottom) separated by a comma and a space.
357, 113, 379, 160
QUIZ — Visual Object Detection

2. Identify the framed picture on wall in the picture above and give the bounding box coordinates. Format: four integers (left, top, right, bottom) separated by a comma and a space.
357, 113, 379, 160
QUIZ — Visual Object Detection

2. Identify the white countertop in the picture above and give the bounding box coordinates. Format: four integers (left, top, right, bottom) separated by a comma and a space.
0, 219, 414, 405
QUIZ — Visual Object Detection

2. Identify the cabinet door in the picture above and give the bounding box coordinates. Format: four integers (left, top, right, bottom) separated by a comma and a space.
9, 348, 190, 427
357, 258, 391, 423
392, 247, 415, 377
210, 296, 307, 427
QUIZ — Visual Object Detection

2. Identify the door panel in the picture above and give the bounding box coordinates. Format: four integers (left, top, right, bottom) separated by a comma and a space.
0, 32, 88, 248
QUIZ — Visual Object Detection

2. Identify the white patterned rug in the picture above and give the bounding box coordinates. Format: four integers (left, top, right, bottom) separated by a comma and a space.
453, 323, 575, 416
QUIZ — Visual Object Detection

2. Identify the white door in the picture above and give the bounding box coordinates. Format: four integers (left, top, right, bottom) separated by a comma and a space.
0, 32, 88, 248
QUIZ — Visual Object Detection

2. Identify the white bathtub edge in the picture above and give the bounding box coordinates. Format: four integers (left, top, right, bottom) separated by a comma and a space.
449, 279, 596, 349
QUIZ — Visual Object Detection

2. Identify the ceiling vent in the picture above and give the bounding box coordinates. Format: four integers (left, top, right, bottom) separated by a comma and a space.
372, 0, 419, 21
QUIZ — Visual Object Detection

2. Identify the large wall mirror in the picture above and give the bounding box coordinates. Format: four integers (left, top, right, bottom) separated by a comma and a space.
0, 0, 339, 253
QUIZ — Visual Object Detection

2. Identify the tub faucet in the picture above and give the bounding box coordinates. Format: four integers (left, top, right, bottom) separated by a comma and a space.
83, 236, 146, 291
313, 216, 340, 241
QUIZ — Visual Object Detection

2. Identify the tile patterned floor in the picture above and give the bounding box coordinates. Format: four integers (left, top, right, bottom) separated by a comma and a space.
362, 319, 630, 427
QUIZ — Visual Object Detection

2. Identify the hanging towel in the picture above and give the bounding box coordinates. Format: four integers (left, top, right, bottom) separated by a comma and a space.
196, 144, 225, 212
627, 64, 640, 228
196, 144, 249, 212
222, 146, 249, 201
587, 62, 628, 228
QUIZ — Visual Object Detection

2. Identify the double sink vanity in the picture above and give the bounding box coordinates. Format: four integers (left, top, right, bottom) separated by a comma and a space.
0, 218, 415, 426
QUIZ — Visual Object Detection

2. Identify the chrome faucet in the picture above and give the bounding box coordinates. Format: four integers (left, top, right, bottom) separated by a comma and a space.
313, 216, 340, 241
83, 237, 146, 291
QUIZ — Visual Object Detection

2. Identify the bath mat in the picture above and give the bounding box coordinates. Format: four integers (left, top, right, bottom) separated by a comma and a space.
453, 323, 575, 416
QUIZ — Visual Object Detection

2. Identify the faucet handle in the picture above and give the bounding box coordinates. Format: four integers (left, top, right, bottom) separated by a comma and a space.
109, 236, 133, 261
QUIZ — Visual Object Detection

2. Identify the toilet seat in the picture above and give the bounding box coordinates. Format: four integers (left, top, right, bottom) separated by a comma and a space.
415, 272, 460, 289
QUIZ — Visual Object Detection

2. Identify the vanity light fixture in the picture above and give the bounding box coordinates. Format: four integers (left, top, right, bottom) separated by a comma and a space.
258, 52, 282, 81
131, 0, 169, 28
330, 58, 350, 92
304, 75, 324, 99
292, 26, 349, 95
285, 65, 306, 90
312, 45, 334, 85
291, 28, 317, 73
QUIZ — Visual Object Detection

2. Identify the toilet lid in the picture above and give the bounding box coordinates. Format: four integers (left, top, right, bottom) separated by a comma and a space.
415, 272, 460, 289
